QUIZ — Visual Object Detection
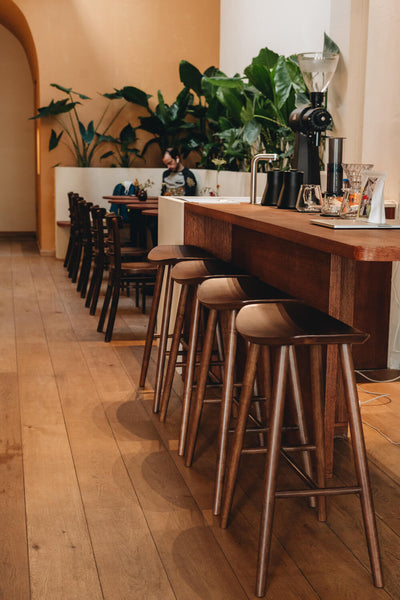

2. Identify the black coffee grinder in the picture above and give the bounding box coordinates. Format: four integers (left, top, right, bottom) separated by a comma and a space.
289, 52, 339, 185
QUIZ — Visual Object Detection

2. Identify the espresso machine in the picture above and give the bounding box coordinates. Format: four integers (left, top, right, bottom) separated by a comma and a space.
289, 52, 339, 185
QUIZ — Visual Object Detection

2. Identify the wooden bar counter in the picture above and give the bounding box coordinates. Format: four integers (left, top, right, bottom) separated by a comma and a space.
184, 201, 399, 474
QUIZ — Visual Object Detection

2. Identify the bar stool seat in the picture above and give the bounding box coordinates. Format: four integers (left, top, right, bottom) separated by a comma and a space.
139, 245, 214, 394
184, 276, 293, 517
158, 259, 247, 431
221, 301, 383, 597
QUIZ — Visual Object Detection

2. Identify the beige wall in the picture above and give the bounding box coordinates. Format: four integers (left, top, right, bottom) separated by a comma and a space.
0, 24, 36, 232
3, 0, 220, 252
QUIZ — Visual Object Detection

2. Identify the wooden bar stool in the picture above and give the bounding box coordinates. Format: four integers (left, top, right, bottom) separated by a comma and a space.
221, 301, 383, 597
139, 245, 214, 399
184, 276, 297, 516
158, 261, 247, 451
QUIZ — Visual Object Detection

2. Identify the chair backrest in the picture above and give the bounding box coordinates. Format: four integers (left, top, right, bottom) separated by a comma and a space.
90, 206, 107, 255
76, 199, 93, 245
104, 214, 123, 274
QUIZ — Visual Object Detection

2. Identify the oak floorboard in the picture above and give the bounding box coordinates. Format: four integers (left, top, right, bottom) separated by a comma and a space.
0, 373, 30, 600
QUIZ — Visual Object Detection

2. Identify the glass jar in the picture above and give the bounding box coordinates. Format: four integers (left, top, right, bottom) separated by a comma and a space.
321, 193, 342, 216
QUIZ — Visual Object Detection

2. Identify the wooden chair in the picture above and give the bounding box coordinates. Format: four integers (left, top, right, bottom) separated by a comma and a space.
85, 207, 148, 315
97, 215, 157, 342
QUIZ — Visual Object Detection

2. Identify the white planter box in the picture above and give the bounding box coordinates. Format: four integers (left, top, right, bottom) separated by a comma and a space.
54, 166, 266, 258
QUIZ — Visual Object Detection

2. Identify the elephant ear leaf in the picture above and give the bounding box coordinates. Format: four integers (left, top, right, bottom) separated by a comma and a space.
49, 129, 63, 151
79, 120, 95, 144
251, 47, 279, 71
179, 60, 203, 97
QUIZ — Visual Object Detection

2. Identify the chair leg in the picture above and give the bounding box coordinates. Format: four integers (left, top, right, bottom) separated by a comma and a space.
340, 343, 383, 588
255, 345, 289, 598
97, 276, 113, 332
177, 295, 202, 456
71, 245, 82, 282
140, 265, 164, 388
104, 282, 120, 342
220, 342, 261, 528
213, 309, 238, 516
85, 259, 98, 308
90, 258, 105, 315
184, 308, 218, 463
153, 265, 174, 412
159, 284, 189, 422
64, 237, 73, 268
79, 249, 92, 298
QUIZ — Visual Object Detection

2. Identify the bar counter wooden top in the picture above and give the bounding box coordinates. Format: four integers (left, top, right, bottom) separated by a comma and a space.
184, 201, 399, 475
184, 202, 400, 261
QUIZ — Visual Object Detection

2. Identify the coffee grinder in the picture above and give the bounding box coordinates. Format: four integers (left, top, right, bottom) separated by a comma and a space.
289, 52, 339, 185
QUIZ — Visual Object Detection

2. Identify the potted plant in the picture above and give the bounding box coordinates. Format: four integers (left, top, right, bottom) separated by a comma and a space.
31, 84, 145, 166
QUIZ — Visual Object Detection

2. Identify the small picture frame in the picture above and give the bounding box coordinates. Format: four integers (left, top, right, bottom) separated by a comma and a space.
358, 171, 386, 223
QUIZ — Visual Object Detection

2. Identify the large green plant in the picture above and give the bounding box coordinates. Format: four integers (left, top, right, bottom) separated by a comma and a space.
97, 123, 141, 167
31, 84, 127, 166
179, 33, 339, 170
116, 85, 197, 158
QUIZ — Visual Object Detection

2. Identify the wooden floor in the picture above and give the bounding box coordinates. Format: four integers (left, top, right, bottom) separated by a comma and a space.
1, 237, 400, 600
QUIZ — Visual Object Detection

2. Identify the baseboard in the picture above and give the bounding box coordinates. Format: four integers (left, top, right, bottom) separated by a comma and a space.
0, 231, 36, 238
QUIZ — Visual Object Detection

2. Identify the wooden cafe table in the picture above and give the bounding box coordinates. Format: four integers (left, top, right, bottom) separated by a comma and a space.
103, 196, 159, 246
103, 195, 159, 210
183, 201, 400, 476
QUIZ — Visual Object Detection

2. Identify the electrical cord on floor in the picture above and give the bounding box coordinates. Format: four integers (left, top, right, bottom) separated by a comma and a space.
357, 384, 391, 406
355, 369, 400, 384
355, 371, 400, 446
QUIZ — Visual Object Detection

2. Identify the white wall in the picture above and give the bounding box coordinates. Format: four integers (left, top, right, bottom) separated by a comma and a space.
220, 0, 332, 75
0, 25, 36, 232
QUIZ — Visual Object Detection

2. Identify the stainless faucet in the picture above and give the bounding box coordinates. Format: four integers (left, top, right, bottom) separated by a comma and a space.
250, 153, 278, 204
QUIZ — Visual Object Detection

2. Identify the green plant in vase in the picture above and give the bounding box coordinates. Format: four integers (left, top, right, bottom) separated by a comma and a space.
31, 84, 129, 166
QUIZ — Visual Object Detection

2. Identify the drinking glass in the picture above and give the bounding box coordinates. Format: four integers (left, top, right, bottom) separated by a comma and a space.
321, 194, 342, 216
296, 184, 322, 212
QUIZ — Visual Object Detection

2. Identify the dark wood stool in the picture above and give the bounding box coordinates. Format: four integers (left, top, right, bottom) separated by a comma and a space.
158, 260, 247, 452
184, 276, 294, 516
220, 301, 383, 597
139, 245, 213, 401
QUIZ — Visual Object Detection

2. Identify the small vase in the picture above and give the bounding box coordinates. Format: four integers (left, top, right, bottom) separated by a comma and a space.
137, 189, 147, 201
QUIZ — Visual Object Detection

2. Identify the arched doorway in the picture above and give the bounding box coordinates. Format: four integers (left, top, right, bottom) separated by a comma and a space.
0, 1, 39, 239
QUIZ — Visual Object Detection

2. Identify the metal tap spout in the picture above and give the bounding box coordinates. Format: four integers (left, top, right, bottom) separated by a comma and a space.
250, 153, 278, 204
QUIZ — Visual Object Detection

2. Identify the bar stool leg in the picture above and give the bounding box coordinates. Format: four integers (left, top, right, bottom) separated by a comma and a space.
220, 342, 261, 529
340, 343, 383, 588
153, 265, 174, 412
184, 308, 218, 463
310, 345, 327, 521
140, 265, 164, 388
213, 309, 238, 516
159, 284, 189, 422
178, 294, 202, 456
256, 345, 289, 598
287, 346, 316, 510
